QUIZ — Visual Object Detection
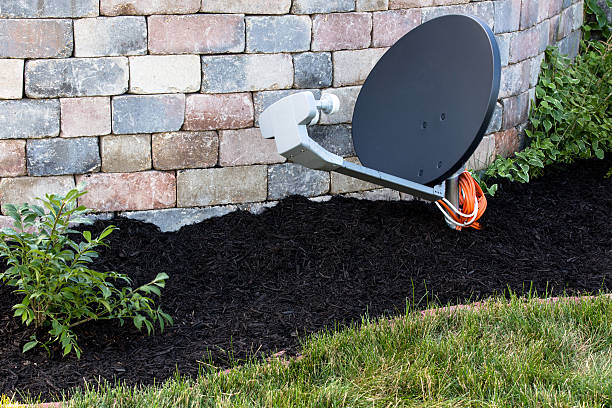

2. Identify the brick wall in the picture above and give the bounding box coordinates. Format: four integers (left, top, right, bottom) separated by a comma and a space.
0, 0, 584, 231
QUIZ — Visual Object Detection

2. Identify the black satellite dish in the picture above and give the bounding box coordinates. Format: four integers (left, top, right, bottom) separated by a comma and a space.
352, 14, 501, 186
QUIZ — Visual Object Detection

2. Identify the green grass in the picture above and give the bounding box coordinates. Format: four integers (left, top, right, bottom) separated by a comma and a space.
13, 294, 612, 407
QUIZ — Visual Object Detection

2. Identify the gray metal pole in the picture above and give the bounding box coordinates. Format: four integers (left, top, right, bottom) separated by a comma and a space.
444, 171, 461, 229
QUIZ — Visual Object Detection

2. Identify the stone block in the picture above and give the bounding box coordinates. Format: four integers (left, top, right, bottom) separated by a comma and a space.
549, 0, 564, 17
0, 99, 59, 139
496, 33, 511, 66
152, 131, 218, 170
291, 0, 354, 14
320, 86, 362, 124
494, 128, 520, 158
499, 59, 530, 98
390, 0, 434, 7
184, 93, 254, 131
74, 17, 146, 57
112, 94, 185, 134
422, 2, 494, 29
60, 97, 111, 137
312, 13, 372, 51
27, 137, 100, 176
557, 2, 583, 39
246, 16, 311, 53
549, 15, 561, 43
219, 128, 284, 166
0, 19, 73, 58
308, 125, 355, 157
357, 0, 389, 11
201, 54, 293, 93
253, 89, 321, 125
509, 26, 541, 64
502, 91, 530, 129
0, 140, 26, 177
268, 163, 330, 200
0, 176, 75, 211
538, 19, 551, 53
178, 166, 267, 206
129, 55, 201, 94
465, 134, 495, 170
556, 29, 581, 59
293, 52, 333, 88
101, 0, 199, 15
120, 205, 238, 233
0, 0, 98, 18
529, 54, 545, 88
25, 57, 128, 98
373, 9, 421, 47
148, 14, 244, 54
485, 102, 503, 134
77, 171, 176, 211
331, 157, 378, 194
0, 59, 24, 99
238, 201, 279, 215
201, 0, 290, 14
333, 48, 387, 87
101, 134, 151, 172
494, 0, 521, 33
344, 188, 401, 201
520, 0, 539, 29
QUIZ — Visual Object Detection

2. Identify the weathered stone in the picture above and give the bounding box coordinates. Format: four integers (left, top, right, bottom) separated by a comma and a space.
148, 14, 244, 54
101, 134, 151, 172
0, 19, 73, 58
312, 13, 372, 51
496, 33, 511, 66
357, 0, 389, 11
557, 29, 581, 59
129, 55, 201, 94
0, 99, 59, 139
219, 128, 284, 166
201, 0, 290, 14
268, 163, 330, 200
120, 205, 238, 232
253, 89, 321, 125
549, 0, 564, 17
201, 54, 293, 93
422, 2, 495, 29
320, 86, 362, 124
178, 166, 267, 206
100, 0, 199, 15
0, 0, 98, 18
246, 16, 311, 53
529, 54, 545, 88
112, 94, 185, 134
291, 0, 354, 14
549, 14, 561, 43
0, 59, 24, 99
333, 48, 387, 87
494, 127, 520, 158
293, 52, 333, 88
308, 125, 355, 157
153, 131, 218, 170
485, 102, 503, 134
465, 134, 495, 170
373, 9, 421, 47
184, 93, 253, 130
559, 2, 584, 38
499, 60, 530, 98
538, 19, 551, 53
494, 0, 521, 33
60, 97, 111, 137
238, 201, 279, 215
331, 157, 378, 194
390, 0, 434, 7
502, 91, 530, 129
0, 140, 26, 177
77, 171, 176, 211
520, 0, 539, 29
27, 137, 100, 176
344, 188, 401, 201
0, 176, 75, 211
25, 57, 128, 98
509, 26, 541, 64
74, 17, 146, 57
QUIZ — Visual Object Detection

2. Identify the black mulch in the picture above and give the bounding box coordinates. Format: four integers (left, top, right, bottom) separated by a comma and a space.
1, 158, 611, 401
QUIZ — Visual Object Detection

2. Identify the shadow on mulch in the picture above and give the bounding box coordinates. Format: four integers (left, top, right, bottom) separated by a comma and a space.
1, 158, 611, 401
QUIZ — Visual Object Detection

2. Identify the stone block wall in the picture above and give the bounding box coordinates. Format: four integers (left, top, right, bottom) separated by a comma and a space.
0, 0, 584, 231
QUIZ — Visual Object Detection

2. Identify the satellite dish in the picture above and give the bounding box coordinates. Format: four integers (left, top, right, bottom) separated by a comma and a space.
353, 14, 500, 186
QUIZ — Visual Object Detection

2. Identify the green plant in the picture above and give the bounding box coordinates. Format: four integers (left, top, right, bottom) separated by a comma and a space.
583, 0, 611, 41
477, 4, 611, 195
0, 189, 172, 358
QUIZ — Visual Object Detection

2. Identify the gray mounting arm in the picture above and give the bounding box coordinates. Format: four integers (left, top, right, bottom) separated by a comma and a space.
259, 92, 445, 202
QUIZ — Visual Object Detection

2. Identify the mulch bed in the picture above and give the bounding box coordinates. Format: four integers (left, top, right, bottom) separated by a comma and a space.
1, 157, 611, 401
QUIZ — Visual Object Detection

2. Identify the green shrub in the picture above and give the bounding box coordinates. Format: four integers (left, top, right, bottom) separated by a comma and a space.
477, 2, 611, 195
0, 188, 172, 358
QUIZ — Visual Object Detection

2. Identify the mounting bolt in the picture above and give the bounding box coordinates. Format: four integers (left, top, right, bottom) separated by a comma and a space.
317, 94, 340, 115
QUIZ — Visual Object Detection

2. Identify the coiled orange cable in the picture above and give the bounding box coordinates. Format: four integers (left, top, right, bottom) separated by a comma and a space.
435, 170, 487, 230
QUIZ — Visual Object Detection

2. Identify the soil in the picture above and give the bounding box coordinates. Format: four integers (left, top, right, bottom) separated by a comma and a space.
1, 158, 611, 401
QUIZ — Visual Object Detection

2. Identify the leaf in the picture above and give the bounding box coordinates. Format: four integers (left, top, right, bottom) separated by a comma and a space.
82, 231, 91, 242
543, 120, 553, 133
23, 340, 38, 353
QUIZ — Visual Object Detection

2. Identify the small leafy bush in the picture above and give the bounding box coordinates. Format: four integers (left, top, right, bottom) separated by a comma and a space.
0, 189, 172, 358
477, 2, 611, 194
